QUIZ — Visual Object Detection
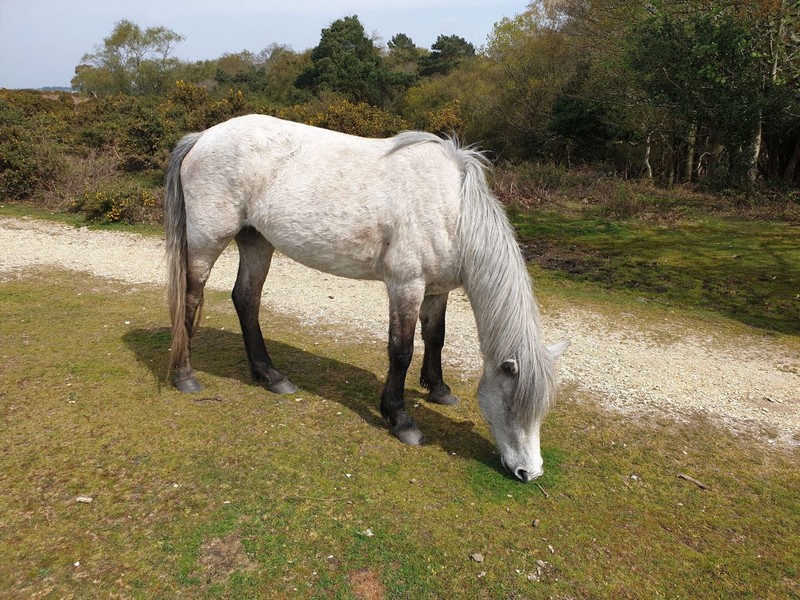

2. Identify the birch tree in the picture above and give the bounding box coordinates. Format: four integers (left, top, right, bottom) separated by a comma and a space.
72, 20, 185, 96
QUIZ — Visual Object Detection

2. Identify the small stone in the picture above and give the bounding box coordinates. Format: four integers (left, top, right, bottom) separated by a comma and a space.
532, 518, 541, 528
470, 553, 484, 563
75, 496, 93, 504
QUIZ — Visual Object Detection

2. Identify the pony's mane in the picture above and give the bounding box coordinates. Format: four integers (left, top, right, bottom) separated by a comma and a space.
387, 132, 557, 424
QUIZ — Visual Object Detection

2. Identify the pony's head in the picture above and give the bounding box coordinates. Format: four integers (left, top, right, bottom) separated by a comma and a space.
477, 340, 569, 482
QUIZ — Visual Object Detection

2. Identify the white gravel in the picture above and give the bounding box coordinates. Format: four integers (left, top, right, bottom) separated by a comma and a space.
2, 215, 798, 445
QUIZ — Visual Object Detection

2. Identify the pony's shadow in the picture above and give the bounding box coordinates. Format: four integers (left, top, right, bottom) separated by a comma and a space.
123, 327, 502, 474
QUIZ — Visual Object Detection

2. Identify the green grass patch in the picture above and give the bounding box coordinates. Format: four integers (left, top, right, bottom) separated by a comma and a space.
510, 201, 800, 334
1, 270, 798, 598
0, 201, 163, 236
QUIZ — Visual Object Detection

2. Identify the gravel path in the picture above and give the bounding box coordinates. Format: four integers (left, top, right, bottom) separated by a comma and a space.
2, 216, 798, 445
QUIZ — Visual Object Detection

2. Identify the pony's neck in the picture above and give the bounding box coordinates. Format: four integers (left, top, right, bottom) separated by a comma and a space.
461, 231, 542, 367
456, 166, 554, 422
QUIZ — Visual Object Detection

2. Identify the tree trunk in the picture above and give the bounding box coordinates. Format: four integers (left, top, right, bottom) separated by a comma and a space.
684, 122, 696, 184
784, 136, 800, 182
750, 115, 762, 182
643, 132, 653, 180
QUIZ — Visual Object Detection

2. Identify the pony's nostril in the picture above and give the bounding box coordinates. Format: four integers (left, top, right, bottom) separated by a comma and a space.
515, 468, 530, 482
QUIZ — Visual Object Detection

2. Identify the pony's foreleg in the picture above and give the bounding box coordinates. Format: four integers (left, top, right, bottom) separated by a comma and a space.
419, 293, 459, 406
232, 227, 297, 394
381, 284, 425, 445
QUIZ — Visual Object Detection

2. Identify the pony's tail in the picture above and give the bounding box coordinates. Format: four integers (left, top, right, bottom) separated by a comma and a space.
165, 132, 203, 377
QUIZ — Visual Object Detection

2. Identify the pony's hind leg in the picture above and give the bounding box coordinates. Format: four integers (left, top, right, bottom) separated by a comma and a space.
419, 293, 459, 405
172, 229, 238, 393
232, 227, 297, 394
381, 283, 426, 445
173, 256, 217, 393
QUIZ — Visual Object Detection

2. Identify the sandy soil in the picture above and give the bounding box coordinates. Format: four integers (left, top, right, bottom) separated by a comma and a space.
1, 215, 798, 445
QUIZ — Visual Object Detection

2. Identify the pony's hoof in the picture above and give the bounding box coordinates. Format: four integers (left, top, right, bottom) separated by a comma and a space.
268, 379, 298, 395
175, 376, 202, 393
429, 392, 459, 406
392, 423, 426, 446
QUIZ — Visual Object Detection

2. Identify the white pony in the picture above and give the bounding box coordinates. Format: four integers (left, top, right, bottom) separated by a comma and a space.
165, 115, 568, 482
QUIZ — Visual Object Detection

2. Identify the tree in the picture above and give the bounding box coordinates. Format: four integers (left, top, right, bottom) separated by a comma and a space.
72, 20, 184, 96
214, 50, 268, 94
296, 15, 406, 106
628, 6, 769, 185
386, 34, 427, 76
260, 45, 313, 106
419, 35, 476, 77
548, 63, 627, 154
482, 9, 576, 159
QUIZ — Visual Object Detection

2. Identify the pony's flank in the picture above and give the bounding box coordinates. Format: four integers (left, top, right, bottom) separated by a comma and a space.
389, 133, 556, 423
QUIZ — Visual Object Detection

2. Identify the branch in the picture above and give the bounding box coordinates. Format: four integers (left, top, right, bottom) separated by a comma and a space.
676, 472, 710, 490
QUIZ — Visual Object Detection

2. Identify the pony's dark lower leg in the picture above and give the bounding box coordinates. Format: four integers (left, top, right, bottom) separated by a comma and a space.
419, 293, 459, 405
173, 270, 207, 393
381, 289, 424, 445
232, 227, 297, 394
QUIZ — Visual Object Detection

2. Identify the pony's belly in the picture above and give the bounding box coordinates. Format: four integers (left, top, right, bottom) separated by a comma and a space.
276, 242, 382, 281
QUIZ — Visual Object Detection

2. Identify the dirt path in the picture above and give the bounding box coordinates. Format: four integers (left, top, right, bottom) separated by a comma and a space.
2, 215, 798, 445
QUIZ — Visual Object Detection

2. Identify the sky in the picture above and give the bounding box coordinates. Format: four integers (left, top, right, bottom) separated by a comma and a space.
0, 0, 526, 89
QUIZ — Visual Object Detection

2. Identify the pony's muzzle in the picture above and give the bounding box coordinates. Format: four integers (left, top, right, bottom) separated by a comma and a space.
514, 467, 542, 483
502, 456, 543, 482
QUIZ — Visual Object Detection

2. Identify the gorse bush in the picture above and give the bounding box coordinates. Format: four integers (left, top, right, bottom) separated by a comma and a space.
422, 99, 465, 136
0, 94, 73, 200
279, 96, 409, 138
71, 184, 160, 224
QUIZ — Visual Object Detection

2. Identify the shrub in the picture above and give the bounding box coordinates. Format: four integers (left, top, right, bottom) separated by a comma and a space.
491, 162, 569, 207
0, 96, 72, 200
422, 99, 465, 136
71, 183, 161, 224
600, 183, 643, 219
279, 97, 408, 138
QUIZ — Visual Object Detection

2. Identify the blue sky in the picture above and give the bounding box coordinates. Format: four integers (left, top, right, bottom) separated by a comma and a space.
0, 0, 526, 89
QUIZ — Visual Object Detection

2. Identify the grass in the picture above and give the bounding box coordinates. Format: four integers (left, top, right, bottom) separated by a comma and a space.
1, 270, 798, 598
508, 190, 800, 335
0, 201, 163, 237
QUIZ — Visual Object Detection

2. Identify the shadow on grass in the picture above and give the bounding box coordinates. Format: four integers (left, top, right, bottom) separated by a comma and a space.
122, 327, 503, 477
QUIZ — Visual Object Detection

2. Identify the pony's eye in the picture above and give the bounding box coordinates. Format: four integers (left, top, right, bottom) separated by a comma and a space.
500, 359, 518, 376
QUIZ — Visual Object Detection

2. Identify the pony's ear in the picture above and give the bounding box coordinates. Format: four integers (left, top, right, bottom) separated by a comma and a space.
547, 340, 570, 360
500, 359, 519, 376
